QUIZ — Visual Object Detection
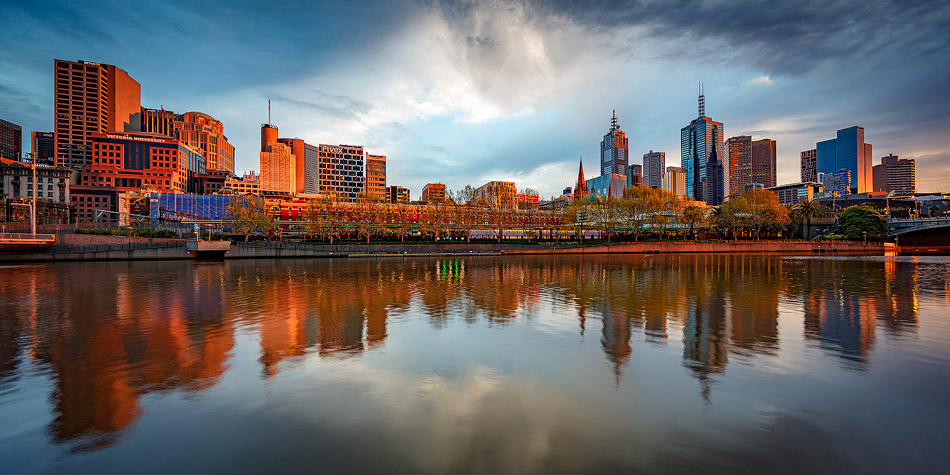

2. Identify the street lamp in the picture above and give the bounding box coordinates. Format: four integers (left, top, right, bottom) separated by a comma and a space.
21, 152, 36, 236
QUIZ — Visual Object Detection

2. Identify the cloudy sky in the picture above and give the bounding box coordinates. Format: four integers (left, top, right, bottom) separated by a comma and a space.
1, 0, 948, 197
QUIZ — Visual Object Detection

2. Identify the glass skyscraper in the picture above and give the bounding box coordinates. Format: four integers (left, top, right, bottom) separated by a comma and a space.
642, 150, 665, 188
680, 87, 723, 203
600, 111, 629, 177
815, 126, 872, 194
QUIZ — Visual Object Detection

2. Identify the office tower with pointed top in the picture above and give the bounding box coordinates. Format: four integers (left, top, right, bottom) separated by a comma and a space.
601, 111, 629, 177
681, 83, 724, 204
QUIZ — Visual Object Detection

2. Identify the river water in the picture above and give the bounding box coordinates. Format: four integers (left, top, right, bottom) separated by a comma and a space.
0, 255, 948, 474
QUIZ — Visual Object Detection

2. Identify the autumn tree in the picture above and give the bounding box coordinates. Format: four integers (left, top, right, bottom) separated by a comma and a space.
224, 196, 274, 241
679, 204, 706, 240
741, 188, 789, 240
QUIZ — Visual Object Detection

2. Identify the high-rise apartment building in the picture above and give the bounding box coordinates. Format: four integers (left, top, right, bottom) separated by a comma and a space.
178, 112, 235, 173
681, 85, 724, 204
872, 154, 916, 193
725, 135, 752, 197
474, 180, 517, 209
318, 144, 364, 201
601, 111, 629, 177
421, 183, 446, 203
662, 166, 687, 198
801, 148, 817, 183
260, 141, 297, 193
751, 138, 777, 188
54, 59, 141, 169
0, 118, 22, 161
31, 132, 55, 165
816, 126, 872, 194
642, 150, 665, 188
276, 137, 316, 195
365, 154, 387, 200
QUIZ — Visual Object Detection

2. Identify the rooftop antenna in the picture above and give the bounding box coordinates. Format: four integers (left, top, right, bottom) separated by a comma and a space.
698, 82, 706, 118
611, 110, 618, 130
268, 99, 271, 125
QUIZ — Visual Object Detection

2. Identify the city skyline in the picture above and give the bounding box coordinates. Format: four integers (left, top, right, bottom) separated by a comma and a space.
0, 0, 948, 197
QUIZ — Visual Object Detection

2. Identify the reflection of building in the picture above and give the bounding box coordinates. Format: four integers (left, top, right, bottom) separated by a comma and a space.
804, 290, 876, 366
54, 59, 141, 169
816, 126, 872, 194
682, 284, 729, 401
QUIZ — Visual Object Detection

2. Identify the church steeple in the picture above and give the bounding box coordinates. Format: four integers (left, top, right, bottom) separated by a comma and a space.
575, 156, 588, 202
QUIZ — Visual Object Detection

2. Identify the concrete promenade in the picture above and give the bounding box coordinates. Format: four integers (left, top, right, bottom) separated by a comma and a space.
0, 238, 892, 262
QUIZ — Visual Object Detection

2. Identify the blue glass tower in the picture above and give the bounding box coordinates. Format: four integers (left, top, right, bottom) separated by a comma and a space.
815, 126, 872, 194
680, 84, 724, 203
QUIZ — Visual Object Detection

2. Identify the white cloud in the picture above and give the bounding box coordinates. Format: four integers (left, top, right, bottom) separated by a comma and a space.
746, 76, 774, 87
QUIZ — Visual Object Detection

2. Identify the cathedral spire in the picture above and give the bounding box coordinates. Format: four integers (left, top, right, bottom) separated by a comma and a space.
575, 156, 589, 202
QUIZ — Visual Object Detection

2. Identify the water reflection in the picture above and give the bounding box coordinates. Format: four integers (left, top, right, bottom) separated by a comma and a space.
0, 254, 940, 460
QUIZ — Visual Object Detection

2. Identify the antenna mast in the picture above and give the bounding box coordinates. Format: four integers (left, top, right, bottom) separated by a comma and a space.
698, 82, 706, 118
268, 99, 271, 124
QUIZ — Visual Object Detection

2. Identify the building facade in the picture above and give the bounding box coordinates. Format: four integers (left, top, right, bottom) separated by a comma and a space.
600, 111, 629, 177
704, 146, 724, 206
872, 154, 916, 193
585, 173, 627, 199
642, 150, 665, 188
662, 166, 687, 198
139, 107, 177, 137
628, 164, 642, 188
365, 154, 387, 200
475, 180, 517, 209
681, 88, 724, 204
54, 59, 141, 169
387, 185, 410, 204
0, 158, 72, 203
816, 126, 872, 194
421, 183, 446, 204
725, 135, 751, 197
0, 119, 22, 161
260, 141, 297, 194
79, 132, 206, 193
178, 112, 234, 173
275, 137, 311, 195
751, 138, 777, 188
318, 144, 365, 201
801, 148, 817, 183
31, 132, 55, 165
767, 182, 822, 205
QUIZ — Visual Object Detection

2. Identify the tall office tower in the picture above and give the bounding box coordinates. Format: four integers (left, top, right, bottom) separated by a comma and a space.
276, 137, 316, 195
574, 157, 588, 202
31, 131, 55, 164
801, 148, 817, 182
642, 150, 665, 188
751, 138, 777, 188
0, 118, 22, 160
725, 135, 752, 197
873, 154, 916, 193
260, 141, 297, 193
318, 144, 365, 201
704, 145, 724, 205
140, 107, 177, 137
816, 126, 872, 194
662, 166, 687, 197
628, 164, 643, 188
421, 183, 446, 203
365, 154, 387, 200
601, 111, 629, 177
681, 84, 724, 203
54, 59, 141, 169
178, 112, 235, 173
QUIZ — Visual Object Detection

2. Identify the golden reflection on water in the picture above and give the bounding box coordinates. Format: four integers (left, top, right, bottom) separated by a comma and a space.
0, 254, 939, 453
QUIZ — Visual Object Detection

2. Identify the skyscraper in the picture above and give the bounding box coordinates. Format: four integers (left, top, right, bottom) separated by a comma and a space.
178, 112, 235, 173
31, 131, 55, 165
276, 137, 317, 195
704, 146, 724, 205
642, 150, 665, 188
260, 124, 296, 194
816, 126, 872, 194
54, 59, 141, 169
681, 84, 724, 204
365, 154, 387, 200
318, 144, 364, 201
751, 138, 776, 189
662, 166, 687, 198
0, 118, 22, 160
628, 164, 642, 188
600, 111, 629, 177
801, 148, 817, 183
872, 154, 916, 193
725, 135, 752, 197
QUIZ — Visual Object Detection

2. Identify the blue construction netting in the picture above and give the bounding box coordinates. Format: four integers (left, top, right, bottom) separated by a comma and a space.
149, 193, 244, 221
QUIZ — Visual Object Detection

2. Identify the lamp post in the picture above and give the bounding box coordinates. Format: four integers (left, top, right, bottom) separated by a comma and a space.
22, 152, 36, 236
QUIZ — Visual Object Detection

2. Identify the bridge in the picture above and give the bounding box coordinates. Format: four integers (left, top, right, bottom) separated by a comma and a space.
0, 233, 57, 247
887, 217, 950, 236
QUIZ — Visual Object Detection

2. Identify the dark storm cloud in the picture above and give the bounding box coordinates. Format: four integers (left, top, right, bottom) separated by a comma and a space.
536, 0, 950, 76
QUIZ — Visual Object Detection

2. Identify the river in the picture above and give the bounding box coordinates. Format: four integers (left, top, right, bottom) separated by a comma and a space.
0, 255, 948, 474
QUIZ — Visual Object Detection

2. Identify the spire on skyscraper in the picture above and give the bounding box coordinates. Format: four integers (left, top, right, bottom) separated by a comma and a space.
611, 110, 619, 131
698, 82, 706, 118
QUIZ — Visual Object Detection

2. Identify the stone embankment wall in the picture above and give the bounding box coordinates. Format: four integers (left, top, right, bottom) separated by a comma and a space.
0, 239, 890, 262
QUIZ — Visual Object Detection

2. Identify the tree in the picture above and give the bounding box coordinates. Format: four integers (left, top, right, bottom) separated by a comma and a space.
353, 192, 383, 243
740, 189, 789, 240
224, 196, 274, 241
456, 184, 476, 205
715, 196, 748, 241
619, 186, 665, 241
679, 204, 706, 240
838, 206, 888, 240
795, 199, 826, 241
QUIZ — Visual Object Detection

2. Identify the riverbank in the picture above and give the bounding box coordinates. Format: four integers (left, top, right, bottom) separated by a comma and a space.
0, 239, 894, 262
